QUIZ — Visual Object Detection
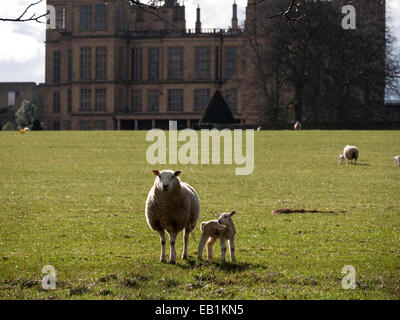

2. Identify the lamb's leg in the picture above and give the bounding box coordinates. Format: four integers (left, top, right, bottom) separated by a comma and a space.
169, 232, 178, 264
182, 228, 190, 260
207, 237, 217, 260
197, 234, 209, 260
228, 238, 236, 262
158, 230, 166, 263
220, 238, 227, 263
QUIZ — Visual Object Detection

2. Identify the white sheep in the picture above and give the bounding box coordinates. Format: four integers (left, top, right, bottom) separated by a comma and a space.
394, 156, 400, 167
197, 211, 237, 263
338, 154, 345, 165
23, 127, 30, 132
294, 121, 302, 130
145, 170, 200, 264
343, 145, 359, 165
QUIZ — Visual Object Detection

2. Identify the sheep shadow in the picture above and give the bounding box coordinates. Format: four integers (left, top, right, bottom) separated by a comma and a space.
176, 258, 264, 273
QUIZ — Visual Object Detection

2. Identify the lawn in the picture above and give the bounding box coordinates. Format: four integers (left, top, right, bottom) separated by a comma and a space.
0, 130, 399, 300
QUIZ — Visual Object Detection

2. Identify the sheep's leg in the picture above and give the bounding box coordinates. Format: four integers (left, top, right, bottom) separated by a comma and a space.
158, 230, 167, 263
228, 238, 236, 262
220, 238, 227, 263
169, 232, 178, 264
207, 237, 217, 260
182, 228, 190, 260
197, 234, 209, 260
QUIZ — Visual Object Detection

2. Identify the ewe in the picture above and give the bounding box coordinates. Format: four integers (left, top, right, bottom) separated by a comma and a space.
294, 121, 302, 130
343, 145, 359, 165
394, 156, 400, 167
197, 211, 237, 263
145, 170, 200, 264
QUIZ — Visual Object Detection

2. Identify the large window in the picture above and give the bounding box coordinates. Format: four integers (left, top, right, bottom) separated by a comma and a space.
95, 4, 107, 30
80, 120, 91, 130
80, 89, 92, 111
168, 47, 184, 80
148, 48, 160, 80
55, 5, 66, 29
80, 47, 92, 80
53, 51, 61, 84
168, 89, 184, 111
147, 90, 159, 112
116, 5, 126, 32
94, 120, 107, 130
53, 91, 60, 113
53, 121, 61, 131
95, 47, 107, 80
225, 47, 237, 79
195, 47, 211, 80
80, 5, 92, 31
95, 89, 107, 111
131, 90, 142, 112
132, 48, 142, 81
8, 91, 15, 106
194, 89, 210, 111
224, 89, 237, 111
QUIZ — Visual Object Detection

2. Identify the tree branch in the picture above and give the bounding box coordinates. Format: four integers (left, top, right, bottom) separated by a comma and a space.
0, 0, 47, 24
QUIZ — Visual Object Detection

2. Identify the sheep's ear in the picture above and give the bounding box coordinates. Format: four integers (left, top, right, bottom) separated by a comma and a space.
229, 211, 236, 217
174, 171, 181, 177
152, 170, 160, 176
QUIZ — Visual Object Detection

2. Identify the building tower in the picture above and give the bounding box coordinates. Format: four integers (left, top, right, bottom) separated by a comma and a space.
196, 5, 201, 33
232, 1, 238, 30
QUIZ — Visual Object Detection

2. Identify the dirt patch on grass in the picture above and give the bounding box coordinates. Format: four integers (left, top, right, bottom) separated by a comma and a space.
272, 208, 346, 215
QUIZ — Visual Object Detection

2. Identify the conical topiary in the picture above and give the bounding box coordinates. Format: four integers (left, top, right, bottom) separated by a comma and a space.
200, 90, 235, 124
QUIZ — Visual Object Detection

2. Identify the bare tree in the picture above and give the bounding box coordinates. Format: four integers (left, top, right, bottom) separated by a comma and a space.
0, 0, 172, 26
245, 0, 396, 127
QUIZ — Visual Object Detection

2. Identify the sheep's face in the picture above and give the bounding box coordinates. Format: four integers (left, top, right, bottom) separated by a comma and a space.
218, 211, 236, 225
152, 170, 181, 192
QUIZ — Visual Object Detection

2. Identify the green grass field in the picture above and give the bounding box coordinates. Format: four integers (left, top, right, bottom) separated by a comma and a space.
0, 130, 399, 300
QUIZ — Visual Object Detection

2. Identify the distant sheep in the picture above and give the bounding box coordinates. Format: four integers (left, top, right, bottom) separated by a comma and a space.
395, 156, 400, 167
294, 121, 302, 130
145, 170, 200, 264
343, 145, 359, 165
197, 211, 237, 263
338, 154, 345, 165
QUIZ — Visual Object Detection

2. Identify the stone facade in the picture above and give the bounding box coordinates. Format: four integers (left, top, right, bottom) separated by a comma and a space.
45, 0, 245, 130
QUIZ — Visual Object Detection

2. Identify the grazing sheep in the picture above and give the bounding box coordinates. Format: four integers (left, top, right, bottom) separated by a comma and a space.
343, 145, 359, 165
145, 170, 200, 264
394, 156, 400, 167
338, 154, 345, 165
294, 121, 302, 130
197, 211, 237, 263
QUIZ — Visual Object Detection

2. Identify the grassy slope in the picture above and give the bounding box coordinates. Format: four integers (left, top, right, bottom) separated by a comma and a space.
0, 131, 399, 300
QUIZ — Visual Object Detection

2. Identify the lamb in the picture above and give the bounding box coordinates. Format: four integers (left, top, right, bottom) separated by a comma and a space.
343, 145, 359, 165
145, 170, 200, 264
338, 154, 345, 165
394, 156, 400, 167
294, 121, 302, 130
197, 211, 237, 263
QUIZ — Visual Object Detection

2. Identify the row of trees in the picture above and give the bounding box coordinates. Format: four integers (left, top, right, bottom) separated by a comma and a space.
245, 0, 400, 127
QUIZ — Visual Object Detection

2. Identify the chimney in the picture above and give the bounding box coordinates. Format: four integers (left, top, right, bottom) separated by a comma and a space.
232, 1, 238, 30
195, 5, 201, 33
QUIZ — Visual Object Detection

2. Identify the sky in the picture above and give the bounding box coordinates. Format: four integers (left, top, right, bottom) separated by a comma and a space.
0, 0, 399, 84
